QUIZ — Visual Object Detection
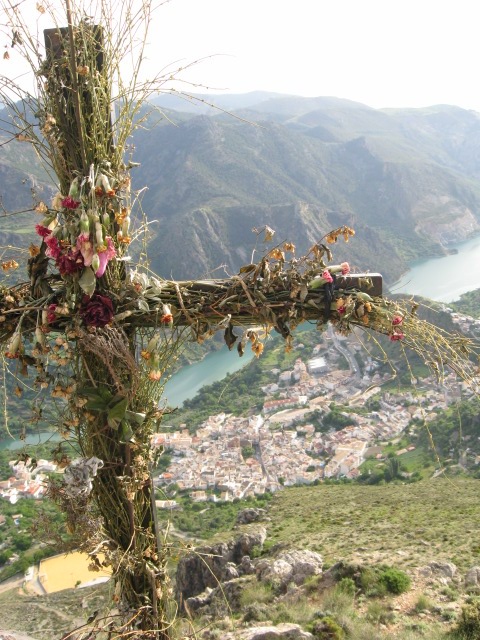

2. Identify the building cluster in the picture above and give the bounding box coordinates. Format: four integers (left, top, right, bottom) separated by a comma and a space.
0, 458, 56, 503
1, 314, 475, 505
153, 330, 466, 502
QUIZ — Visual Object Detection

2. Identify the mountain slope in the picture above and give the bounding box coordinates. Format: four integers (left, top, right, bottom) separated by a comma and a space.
2, 95, 480, 286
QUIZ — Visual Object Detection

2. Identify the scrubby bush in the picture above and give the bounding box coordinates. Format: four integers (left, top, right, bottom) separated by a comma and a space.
450, 599, 480, 638
242, 603, 270, 623
336, 577, 356, 597
366, 601, 396, 625
378, 567, 411, 595
309, 616, 345, 639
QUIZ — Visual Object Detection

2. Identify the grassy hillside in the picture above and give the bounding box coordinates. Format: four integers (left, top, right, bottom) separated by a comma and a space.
263, 478, 480, 574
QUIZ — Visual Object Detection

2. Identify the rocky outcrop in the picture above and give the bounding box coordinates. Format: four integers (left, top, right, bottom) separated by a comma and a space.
222, 623, 314, 639
176, 527, 266, 602
256, 550, 323, 590
465, 566, 480, 587
236, 507, 267, 525
420, 561, 457, 580
186, 577, 250, 616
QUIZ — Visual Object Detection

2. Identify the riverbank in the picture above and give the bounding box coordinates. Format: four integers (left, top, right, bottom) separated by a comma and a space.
390, 233, 480, 302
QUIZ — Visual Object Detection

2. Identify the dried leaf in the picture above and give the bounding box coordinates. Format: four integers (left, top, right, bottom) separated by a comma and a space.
224, 323, 237, 350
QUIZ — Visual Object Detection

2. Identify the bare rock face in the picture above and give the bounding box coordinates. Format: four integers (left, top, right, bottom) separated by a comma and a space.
236, 507, 267, 525
186, 576, 250, 616
420, 561, 457, 580
176, 527, 267, 602
222, 623, 314, 639
465, 566, 480, 587
256, 550, 323, 590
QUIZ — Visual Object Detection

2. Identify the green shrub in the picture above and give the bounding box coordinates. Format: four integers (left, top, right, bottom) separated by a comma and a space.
359, 567, 387, 598
240, 581, 274, 607
414, 593, 433, 613
366, 601, 396, 625
378, 567, 411, 595
243, 603, 270, 623
450, 600, 480, 638
309, 616, 345, 639
336, 577, 356, 597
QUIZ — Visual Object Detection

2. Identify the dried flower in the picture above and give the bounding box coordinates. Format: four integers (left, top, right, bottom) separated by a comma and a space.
160, 304, 173, 325
252, 341, 264, 357
76, 65, 89, 76
390, 332, 404, 341
47, 304, 57, 324
263, 226, 275, 242
95, 237, 116, 277
45, 235, 61, 259
35, 202, 48, 214
35, 224, 52, 238
3, 51, 9, 60
341, 262, 350, 275
5, 331, 22, 358
28, 244, 40, 257
1, 260, 18, 272
76, 232, 94, 266
392, 315, 403, 326
269, 248, 285, 261
141, 350, 151, 360
283, 242, 296, 253
322, 269, 333, 283
56, 249, 84, 276
337, 305, 346, 315
61, 196, 80, 210
80, 293, 114, 328
148, 370, 162, 381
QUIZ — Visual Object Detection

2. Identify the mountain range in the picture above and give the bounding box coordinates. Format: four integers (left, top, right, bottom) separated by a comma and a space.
3, 92, 480, 285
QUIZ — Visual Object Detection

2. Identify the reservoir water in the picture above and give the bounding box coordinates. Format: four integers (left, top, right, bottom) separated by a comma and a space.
163, 345, 254, 407
391, 234, 480, 302
0, 431, 62, 451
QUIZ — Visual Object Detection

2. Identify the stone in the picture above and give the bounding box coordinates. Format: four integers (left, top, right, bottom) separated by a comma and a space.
222, 623, 314, 639
420, 562, 457, 580
236, 507, 267, 525
239, 555, 256, 575
465, 566, 480, 587
176, 527, 267, 603
256, 550, 323, 590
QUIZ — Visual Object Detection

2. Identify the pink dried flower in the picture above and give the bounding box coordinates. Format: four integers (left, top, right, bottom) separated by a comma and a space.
76, 232, 94, 266
47, 304, 57, 324
56, 249, 84, 276
392, 315, 403, 326
390, 332, 404, 341
337, 305, 346, 315
35, 224, 52, 238
61, 196, 80, 210
95, 236, 116, 277
44, 234, 61, 259
322, 269, 333, 283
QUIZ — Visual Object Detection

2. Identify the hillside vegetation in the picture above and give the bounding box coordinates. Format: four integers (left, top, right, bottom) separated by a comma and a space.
3, 96, 480, 285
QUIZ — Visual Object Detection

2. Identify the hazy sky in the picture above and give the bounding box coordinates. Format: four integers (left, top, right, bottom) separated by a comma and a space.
149, 0, 480, 111
2, 0, 480, 112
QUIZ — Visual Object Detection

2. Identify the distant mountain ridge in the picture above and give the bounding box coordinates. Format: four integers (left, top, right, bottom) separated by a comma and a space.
2, 93, 480, 285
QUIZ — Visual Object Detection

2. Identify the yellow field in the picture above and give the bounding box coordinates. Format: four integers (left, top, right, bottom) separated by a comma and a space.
39, 551, 110, 593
